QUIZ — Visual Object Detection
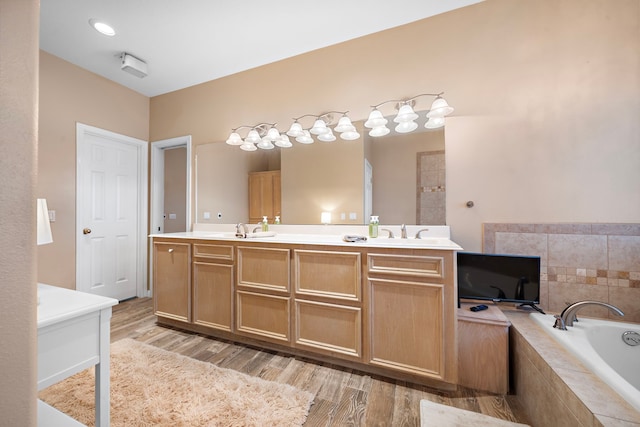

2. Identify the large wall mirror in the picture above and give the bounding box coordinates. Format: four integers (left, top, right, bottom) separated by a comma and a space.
195, 113, 445, 226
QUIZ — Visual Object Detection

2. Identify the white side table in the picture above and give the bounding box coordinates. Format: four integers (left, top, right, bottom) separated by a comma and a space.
37, 283, 118, 426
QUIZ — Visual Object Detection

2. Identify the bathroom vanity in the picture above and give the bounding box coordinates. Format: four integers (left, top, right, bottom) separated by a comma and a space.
151, 228, 462, 388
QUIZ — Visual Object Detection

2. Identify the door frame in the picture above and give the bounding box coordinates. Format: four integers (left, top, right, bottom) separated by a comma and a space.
76, 123, 149, 298
149, 135, 192, 298
150, 136, 192, 235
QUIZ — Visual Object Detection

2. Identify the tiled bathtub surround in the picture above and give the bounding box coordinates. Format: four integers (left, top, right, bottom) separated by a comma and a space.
483, 223, 640, 322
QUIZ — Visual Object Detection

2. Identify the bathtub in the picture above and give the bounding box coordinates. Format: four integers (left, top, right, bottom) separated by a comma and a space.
530, 313, 640, 412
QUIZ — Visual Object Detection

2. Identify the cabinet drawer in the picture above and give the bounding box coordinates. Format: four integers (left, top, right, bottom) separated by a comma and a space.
295, 250, 361, 301
193, 243, 234, 261
295, 299, 361, 359
238, 246, 290, 292
236, 290, 290, 343
367, 253, 444, 280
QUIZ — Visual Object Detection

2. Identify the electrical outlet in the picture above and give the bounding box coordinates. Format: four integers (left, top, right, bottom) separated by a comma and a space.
203, 212, 211, 220
48, 210, 56, 222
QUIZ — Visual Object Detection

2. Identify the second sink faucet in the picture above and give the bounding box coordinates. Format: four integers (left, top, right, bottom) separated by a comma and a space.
554, 300, 624, 330
235, 223, 248, 238
400, 224, 407, 239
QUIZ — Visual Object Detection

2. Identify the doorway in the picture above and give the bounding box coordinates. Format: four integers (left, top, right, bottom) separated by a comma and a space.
76, 123, 148, 300
150, 136, 192, 235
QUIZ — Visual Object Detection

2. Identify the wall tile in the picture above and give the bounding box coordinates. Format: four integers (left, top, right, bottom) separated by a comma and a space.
495, 232, 548, 260
548, 234, 608, 269
592, 223, 640, 236
548, 282, 609, 314
534, 223, 593, 235
608, 287, 640, 323
608, 236, 640, 272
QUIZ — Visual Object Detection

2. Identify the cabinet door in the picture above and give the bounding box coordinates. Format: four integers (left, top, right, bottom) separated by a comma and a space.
193, 261, 233, 331
153, 241, 190, 322
368, 277, 446, 379
248, 171, 280, 223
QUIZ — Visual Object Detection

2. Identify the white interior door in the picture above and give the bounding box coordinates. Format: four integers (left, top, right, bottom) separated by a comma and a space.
76, 124, 148, 300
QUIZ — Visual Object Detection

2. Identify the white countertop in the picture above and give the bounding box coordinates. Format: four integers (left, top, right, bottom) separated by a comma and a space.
37, 283, 119, 328
150, 228, 463, 251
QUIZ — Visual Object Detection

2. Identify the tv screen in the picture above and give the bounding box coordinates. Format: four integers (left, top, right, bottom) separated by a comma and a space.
457, 252, 541, 304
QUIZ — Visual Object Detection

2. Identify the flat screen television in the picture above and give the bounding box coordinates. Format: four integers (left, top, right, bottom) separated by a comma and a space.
457, 252, 544, 313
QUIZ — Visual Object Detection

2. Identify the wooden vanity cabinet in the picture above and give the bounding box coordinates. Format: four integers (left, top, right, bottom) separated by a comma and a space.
153, 239, 191, 322
192, 242, 234, 332
366, 250, 457, 384
248, 170, 281, 223
152, 237, 460, 389
293, 248, 363, 360
235, 245, 291, 344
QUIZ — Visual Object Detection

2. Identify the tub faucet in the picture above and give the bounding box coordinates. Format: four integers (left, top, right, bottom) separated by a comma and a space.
235, 223, 248, 238
554, 301, 624, 330
400, 224, 407, 239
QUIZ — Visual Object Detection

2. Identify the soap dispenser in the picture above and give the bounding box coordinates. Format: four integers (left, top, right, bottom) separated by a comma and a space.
261, 216, 269, 232
369, 215, 379, 238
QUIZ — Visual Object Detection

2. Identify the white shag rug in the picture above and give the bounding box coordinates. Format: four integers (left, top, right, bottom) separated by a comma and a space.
39, 338, 315, 426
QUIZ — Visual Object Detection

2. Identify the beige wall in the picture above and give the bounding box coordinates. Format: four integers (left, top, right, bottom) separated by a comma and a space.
0, 0, 39, 423
37, 51, 150, 289
150, 0, 640, 252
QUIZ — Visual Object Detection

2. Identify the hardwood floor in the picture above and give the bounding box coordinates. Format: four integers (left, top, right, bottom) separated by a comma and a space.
111, 297, 530, 426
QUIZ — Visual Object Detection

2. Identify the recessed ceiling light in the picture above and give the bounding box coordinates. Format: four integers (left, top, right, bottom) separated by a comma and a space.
89, 19, 115, 36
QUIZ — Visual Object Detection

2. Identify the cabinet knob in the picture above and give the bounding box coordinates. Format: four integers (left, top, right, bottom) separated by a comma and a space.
168, 248, 174, 253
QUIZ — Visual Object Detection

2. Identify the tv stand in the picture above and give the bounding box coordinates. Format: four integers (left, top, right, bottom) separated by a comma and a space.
518, 302, 545, 315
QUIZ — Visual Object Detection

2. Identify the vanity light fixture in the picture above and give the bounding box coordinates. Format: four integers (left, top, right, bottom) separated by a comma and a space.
364, 93, 454, 137
285, 111, 360, 145
226, 123, 281, 152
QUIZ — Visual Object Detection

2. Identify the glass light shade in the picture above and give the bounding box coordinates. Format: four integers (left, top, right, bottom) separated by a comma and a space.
425, 116, 445, 129
364, 109, 388, 128
240, 142, 257, 151
266, 127, 280, 141
309, 119, 329, 135
317, 130, 336, 142
321, 211, 331, 224
286, 122, 304, 137
275, 134, 292, 148
340, 130, 360, 141
427, 96, 454, 118
395, 121, 418, 133
37, 198, 53, 245
257, 138, 275, 149
369, 126, 391, 137
394, 104, 419, 123
295, 130, 314, 144
244, 129, 262, 144
334, 116, 355, 133
225, 132, 243, 145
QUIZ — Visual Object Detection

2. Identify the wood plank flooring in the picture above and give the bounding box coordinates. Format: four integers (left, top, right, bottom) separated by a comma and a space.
111, 297, 530, 426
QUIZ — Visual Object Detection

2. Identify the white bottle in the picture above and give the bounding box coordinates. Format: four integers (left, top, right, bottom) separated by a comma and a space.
274, 216, 280, 225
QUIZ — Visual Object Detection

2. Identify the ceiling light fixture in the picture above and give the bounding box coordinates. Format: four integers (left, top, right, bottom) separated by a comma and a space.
365, 93, 454, 136
89, 19, 115, 36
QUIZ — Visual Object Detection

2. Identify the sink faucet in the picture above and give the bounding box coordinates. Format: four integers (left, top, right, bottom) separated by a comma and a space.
400, 224, 407, 239
235, 223, 248, 238
415, 228, 430, 239
554, 301, 624, 330
380, 228, 394, 238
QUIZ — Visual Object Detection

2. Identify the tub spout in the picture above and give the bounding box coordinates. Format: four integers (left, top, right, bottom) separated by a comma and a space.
555, 301, 624, 330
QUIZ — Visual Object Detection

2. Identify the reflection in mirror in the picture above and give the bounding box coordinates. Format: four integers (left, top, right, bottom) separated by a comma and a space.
195, 112, 445, 226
